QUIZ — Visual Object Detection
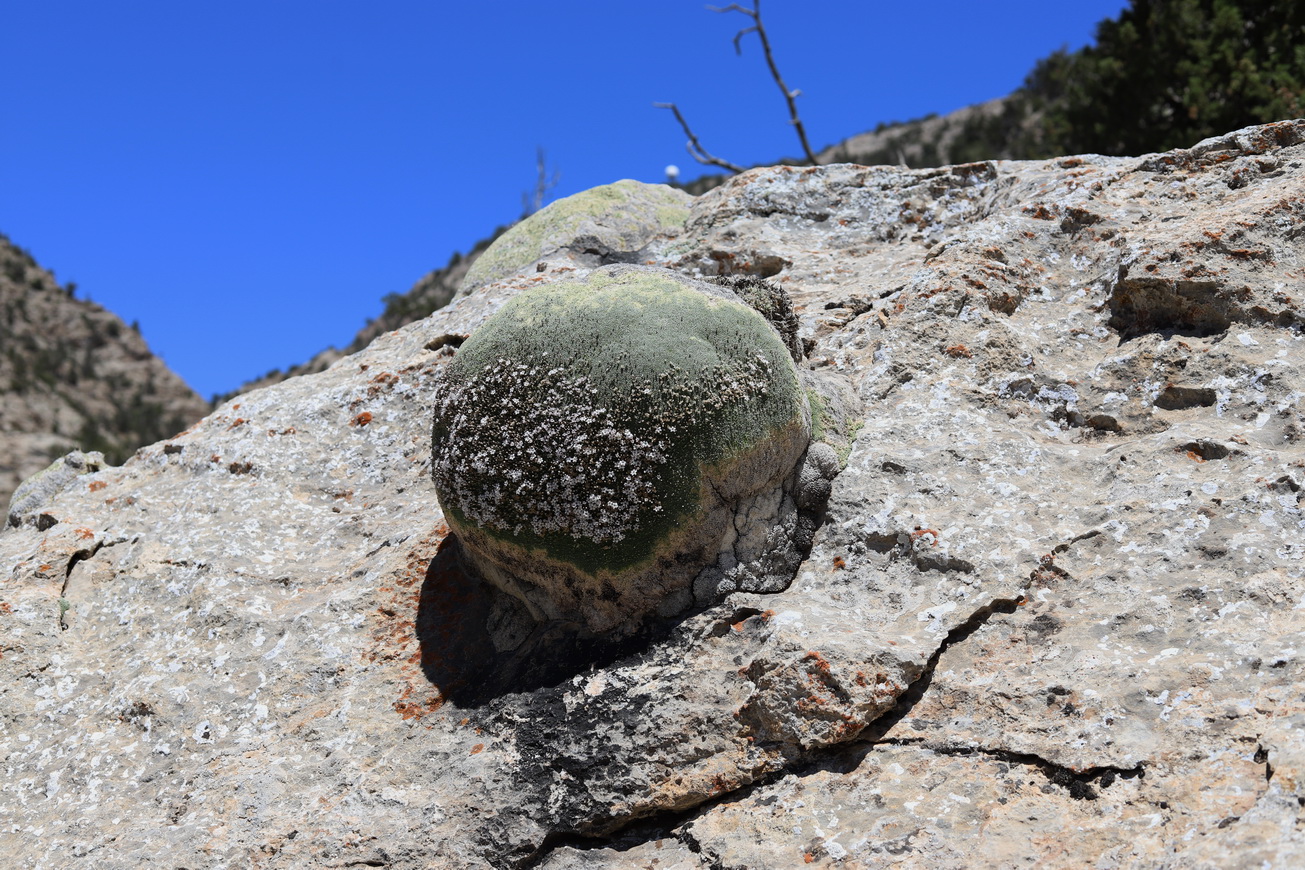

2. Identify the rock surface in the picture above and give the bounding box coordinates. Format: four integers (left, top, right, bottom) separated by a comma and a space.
457, 179, 692, 297
1, 121, 1303, 869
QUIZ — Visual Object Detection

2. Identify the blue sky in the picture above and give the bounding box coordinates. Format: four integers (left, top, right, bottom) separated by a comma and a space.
2, 1, 1128, 400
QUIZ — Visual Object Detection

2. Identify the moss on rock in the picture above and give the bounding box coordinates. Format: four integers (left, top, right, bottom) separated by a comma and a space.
432, 264, 810, 631
458, 181, 691, 296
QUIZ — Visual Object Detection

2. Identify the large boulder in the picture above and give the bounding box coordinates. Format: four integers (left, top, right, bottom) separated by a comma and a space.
1, 121, 1302, 869
457, 180, 691, 296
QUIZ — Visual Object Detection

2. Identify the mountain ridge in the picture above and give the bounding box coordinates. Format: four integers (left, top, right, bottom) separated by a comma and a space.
0, 234, 210, 510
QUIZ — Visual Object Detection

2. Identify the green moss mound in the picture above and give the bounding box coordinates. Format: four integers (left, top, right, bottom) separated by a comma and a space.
459, 180, 690, 294
432, 265, 807, 576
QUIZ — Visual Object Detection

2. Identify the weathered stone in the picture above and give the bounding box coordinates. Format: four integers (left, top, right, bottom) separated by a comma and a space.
6, 450, 105, 528
457, 179, 692, 297
1, 121, 1302, 869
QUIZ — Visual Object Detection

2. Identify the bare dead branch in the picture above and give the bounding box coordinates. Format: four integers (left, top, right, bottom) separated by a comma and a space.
521, 146, 561, 218
654, 102, 746, 174
711, 0, 818, 165
731, 25, 758, 54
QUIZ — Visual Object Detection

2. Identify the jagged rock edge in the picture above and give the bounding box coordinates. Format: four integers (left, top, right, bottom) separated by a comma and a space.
521, 528, 1149, 867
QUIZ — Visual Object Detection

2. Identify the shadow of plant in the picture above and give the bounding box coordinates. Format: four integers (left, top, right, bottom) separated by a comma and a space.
415, 535, 672, 708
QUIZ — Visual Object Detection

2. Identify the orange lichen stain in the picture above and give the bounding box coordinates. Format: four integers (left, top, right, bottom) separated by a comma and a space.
731, 606, 776, 632
469, 743, 484, 755
37, 564, 54, 573
911, 527, 941, 545
831, 556, 846, 570
227, 418, 247, 430
0, 602, 12, 614
351, 412, 373, 427
804, 852, 816, 864
1186, 450, 1206, 463
74, 528, 94, 540
88, 480, 107, 492
945, 344, 973, 359
804, 651, 832, 674
358, 522, 452, 725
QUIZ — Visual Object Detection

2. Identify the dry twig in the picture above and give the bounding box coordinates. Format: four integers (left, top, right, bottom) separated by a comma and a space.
656, 1, 817, 175
654, 102, 746, 173
522, 147, 561, 218
709, 0, 818, 165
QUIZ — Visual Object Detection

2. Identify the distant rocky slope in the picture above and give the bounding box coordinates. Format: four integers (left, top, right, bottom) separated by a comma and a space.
816, 96, 1027, 167
221, 230, 504, 401
2, 120, 1302, 868
0, 235, 210, 510
681, 98, 1032, 196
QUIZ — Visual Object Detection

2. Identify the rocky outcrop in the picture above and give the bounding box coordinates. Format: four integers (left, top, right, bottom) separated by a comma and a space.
0, 234, 211, 511
815, 96, 1024, 168
457, 180, 691, 297
1, 120, 1302, 869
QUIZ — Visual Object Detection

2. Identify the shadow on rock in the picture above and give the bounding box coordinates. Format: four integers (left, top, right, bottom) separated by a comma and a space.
416, 535, 671, 708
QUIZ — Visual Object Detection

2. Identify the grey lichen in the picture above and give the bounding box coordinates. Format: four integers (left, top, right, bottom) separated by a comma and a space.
431, 264, 811, 633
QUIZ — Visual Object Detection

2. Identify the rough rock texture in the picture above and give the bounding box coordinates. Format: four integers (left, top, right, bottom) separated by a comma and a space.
1, 121, 1303, 869
810, 97, 1039, 172
432, 264, 812, 635
7, 450, 107, 529
457, 179, 692, 297
0, 234, 211, 509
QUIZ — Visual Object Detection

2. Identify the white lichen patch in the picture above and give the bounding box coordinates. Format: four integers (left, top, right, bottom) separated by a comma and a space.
431, 264, 811, 630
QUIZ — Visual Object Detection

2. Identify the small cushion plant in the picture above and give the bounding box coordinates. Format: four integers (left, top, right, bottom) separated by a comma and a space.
431, 264, 810, 634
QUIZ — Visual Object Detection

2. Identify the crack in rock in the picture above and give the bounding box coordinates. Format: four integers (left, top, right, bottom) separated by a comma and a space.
870, 738, 1145, 801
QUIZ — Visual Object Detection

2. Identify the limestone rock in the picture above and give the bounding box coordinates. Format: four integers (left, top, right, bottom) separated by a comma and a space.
1, 121, 1303, 869
457, 179, 692, 296
6, 450, 106, 529
431, 264, 811, 634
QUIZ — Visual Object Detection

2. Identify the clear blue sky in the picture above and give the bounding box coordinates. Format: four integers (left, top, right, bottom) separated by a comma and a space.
2, 1, 1128, 401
